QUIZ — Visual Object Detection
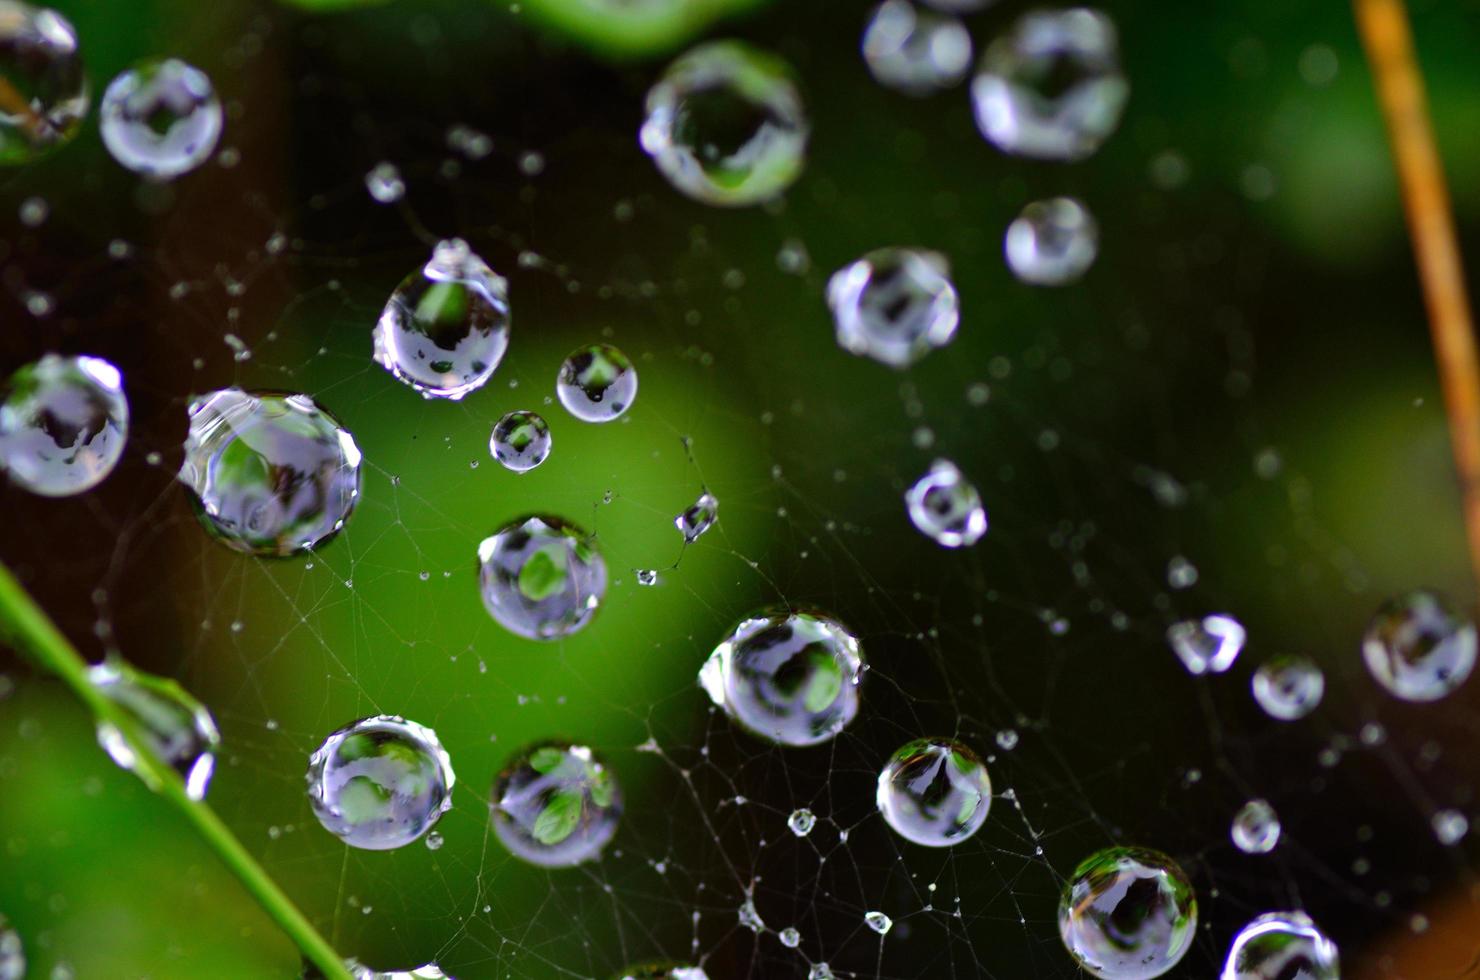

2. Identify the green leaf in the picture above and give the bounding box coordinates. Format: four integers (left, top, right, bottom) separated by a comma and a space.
802, 651, 843, 713
518, 548, 568, 602
532, 791, 582, 845
529, 746, 566, 774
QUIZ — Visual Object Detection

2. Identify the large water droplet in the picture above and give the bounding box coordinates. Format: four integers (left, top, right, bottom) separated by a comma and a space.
489, 410, 551, 473
1362, 589, 1477, 702
556, 344, 638, 423
0, 914, 19, 980
905, 459, 986, 547
675, 491, 718, 543
1166, 614, 1245, 675
491, 741, 622, 867
349, 962, 451, 980
0, 354, 127, 497
374, 239, 511, 400
971, 8, 1129, 161
1251, 655, 1324, 721
616, 965, 709, 980
99, 58, 221, 179
306, 715, 455, 851
1220, 911, 1338, 980
827, 247, 959, 369
178, 389, 362, 557
1230, 799, 1280, 855
1005, 196, 1099, 285
699, 609, 864, 746
876, 737, 992, 847
477, 515, 607, 640
88, 657, 220, 801
1058, 846, 1197, 980
640, 40, 808, 207
862, 1, 972, 96
0, 2, 87, 164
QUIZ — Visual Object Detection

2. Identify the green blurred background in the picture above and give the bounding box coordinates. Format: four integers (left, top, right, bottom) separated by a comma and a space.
3, 0, 1480, 976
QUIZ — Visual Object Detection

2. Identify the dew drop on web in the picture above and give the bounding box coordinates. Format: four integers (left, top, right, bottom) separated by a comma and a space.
490, 741, 622, 868
876, 737, 992, 847
100, 58, 223, 180
0, 354, 128, 498
0, 3, 88, 163
88, 656, 221, 802
556, 344, 638, 423
477, 515, 607, 640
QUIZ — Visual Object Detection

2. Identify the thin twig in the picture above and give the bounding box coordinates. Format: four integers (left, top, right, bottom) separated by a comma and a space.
1354, 0, 1480, 597
0, 561, 352, 980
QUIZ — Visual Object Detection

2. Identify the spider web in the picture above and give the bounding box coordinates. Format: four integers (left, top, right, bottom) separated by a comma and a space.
1, 1, 1479, 978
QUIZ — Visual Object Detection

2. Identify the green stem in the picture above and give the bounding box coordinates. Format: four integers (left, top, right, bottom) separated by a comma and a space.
0, 561, 352, 980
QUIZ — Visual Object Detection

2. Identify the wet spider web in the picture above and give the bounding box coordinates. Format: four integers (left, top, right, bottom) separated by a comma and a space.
2, 1, 1480, 978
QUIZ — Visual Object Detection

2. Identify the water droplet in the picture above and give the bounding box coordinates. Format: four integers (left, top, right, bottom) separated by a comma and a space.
862, 1, 972, 96
0, 354, 128, 497
675, 491, 718, 543
100, 59, 222, 179
348, 961, 451, 980
477, 515, 607, 640
971, 8, 1129, 161
374, 239, 511, 400
1251, 655, 1324, 721
306, 715, 454, 851
808, 965, 835, 980
635, 569, 659, 587
88, 657, 220, 801
179, 389, 362, 556
1166, 614, 1245, 675
556, 344, 638, 422
1165, 555, 1198, 590
616, 965, 708, 980
864, 911, 893, 935
1004, 197, 1099, 286
1362, 589, 1477, 701
1433, 808, 1469, 846
995, 729, 1019, 750
640, 40, 808, 207
489, 410, 551, 473
827, 247, 959, 369
906, 459, 986, 547
0, 912, 22, 980
491, 741, 622, 867
699, 609, 864, 746
1220, 911, 1338, 980
364, 161, 404, 203
877, 737, 992, 847
424, 831, 444, 851
18, 195, 46, 226
1059, 847, 1197, 980
0, 3, 87, 163
779, 927, 801, 948
787, 807, 816, 837
1230, 799, 1280, 855
738, 896, 766, 932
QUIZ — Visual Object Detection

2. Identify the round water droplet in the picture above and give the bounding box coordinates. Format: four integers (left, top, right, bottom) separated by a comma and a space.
1220, 911, 1338, 980
615, 965, 708, 980
827, 247, 959, 369
306, 715, 455, 851
779, 927, 801, 948
0, 912, 22, 980
1433, 808, 1469, 845
635, 569, 659, 587
1004, 196, 1099, 285
374, 239, 511, 400
1059, 846, 1197, 980
862, 1, 972, 96
0, 354, 127, 497
675, 491, 718, 542
179, 389, 362, 557
489, 410, 551, 473
877, 737, 992, 847
349, 961, 452, 980
1251, 655, 1324, 721
971, 8, 1129, 161
1362, 589, 1477, 702
787, 807, 816, 837
808, 965, 835, 980
640, 40, 808, 207
906, 459, 986, 547
0, 2, 87, 164
477, 515, 607, 640
1166, 614, 1245, 675
699, 608, 864, 747
88, 657, 220, 801
425, 830, 444, 851
99, 59, 222, 179
556, 344, 638, 423
491, 741, 622, 867
864, 911, 893, 935
1230, 799, 1280, 855
365, 161, 404, 203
